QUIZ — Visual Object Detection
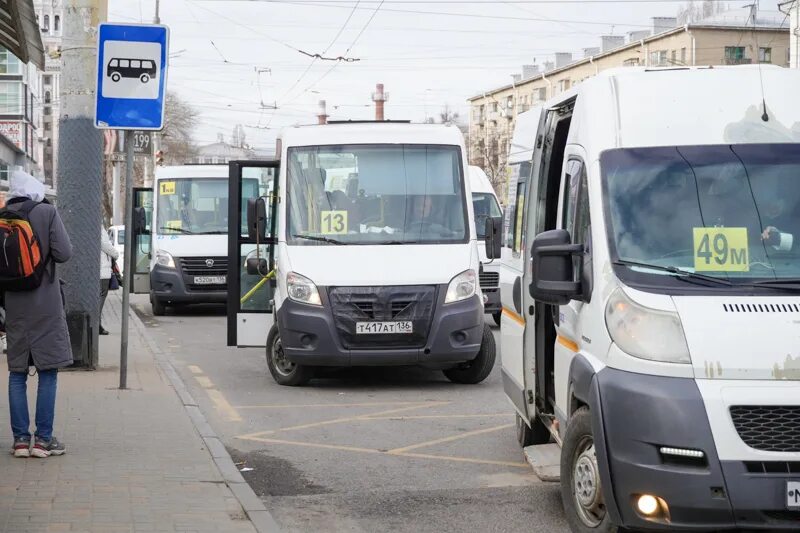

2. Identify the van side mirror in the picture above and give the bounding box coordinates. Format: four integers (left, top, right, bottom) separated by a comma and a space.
529, 229, 584, 305
246, 257, 269, 276
247, 197, 269, 241
485, 216, 502, 259
133, 207, 148, 235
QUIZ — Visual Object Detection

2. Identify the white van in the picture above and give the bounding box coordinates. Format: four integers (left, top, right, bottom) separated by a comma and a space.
147, 165, 232, 315
226, 122, 495, 386
492, 66, 800, 532
108, 225, 125, 273
469, 165, 502, 324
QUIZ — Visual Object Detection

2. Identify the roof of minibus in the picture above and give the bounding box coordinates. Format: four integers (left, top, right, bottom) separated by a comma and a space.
468, 166, 495, 196
547, 65, 800, 157
278, 122, 465, 149
154, 165, 229, 179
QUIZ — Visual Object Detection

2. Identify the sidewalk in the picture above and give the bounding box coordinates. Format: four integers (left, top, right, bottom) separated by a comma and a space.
0, 294, 266, 533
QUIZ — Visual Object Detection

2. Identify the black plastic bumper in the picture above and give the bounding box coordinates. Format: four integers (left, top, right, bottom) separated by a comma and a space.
591, 367, 800, 531
150, 264, 226, 305
277, 288, 484, 367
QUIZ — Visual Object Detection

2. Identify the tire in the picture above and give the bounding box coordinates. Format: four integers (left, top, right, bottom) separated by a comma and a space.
516, 412, 551, 447
561, 407, 617, 533
492, 311, 502, 327
266, 325, 313, 386
443, 323, 496, 384
140, 74, 150, 83
110, 72, 121, 82
151, 295, 166, 316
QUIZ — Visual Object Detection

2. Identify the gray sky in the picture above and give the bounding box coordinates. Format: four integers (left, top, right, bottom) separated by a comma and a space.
108, 0, 783, 152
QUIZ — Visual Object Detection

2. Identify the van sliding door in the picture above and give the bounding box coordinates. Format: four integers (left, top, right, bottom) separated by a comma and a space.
131, 187, 153, 294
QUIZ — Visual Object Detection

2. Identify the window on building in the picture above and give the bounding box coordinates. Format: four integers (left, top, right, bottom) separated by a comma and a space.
54, 15, 60, 32
44, 122, 51, 132
0, 162, 9, 181
534, 87, 547, 101
43, 15, 49, 32
724, 46, 747, 64
506, 95, 514, 109
759, 47, 772, 63
681, 47, 687, 64
0, 82, 22, 115
559, 79, 571, 92
623, 58, 640, 67
671, 50, 677, 64
43, 75, 52, 86
649, 50, 668, 66
0, 48, 21, 75
44, 90, 51, 103
491, 102, 498, 113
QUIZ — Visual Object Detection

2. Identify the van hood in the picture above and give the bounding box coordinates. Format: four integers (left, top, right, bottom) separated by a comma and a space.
284, 244, 473, 287
672, 296, 800, 380
154, 234, 228, 258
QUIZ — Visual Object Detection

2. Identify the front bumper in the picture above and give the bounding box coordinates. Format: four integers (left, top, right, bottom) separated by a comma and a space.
150, 263, 226, 305
277, 287, 484, 367
591, 368, 800, 531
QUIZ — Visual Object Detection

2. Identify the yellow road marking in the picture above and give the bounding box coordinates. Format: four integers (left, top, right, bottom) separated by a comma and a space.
188, 365, 203, 375
235, 401, 435, 409
395, 452, 528, 469
207, 389, 243, 422
241, 436, 380, 455
194, 376, 214, 389
387, 423, 514, 455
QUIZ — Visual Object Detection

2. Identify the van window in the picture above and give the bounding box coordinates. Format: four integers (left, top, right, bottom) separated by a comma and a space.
287, 144, 467, 245
472, 192, 502, 239
117, 229, 126, 245
506, 161, 531, 251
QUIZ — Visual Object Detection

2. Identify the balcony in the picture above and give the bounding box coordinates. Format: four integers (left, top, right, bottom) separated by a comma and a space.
724, 57, 751, 65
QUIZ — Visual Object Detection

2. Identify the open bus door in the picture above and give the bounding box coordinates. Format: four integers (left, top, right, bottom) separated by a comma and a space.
226, 161, 280, 347
130, 187, 153, 294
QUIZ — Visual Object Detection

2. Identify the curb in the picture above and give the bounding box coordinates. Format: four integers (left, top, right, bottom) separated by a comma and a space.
128, 303, 281, 533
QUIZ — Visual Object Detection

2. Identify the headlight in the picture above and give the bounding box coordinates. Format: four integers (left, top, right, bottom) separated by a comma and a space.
445, 269, 477, 304
286, 272, 321, 306
605, 288, 690, 364
155, 250, 175, 268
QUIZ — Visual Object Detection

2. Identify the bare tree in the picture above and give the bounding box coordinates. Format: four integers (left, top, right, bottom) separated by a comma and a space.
677, 0, 727, 25
162, 91, 199, 165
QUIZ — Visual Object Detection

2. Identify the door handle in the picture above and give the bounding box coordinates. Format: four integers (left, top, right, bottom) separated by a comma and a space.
513, 276, 522, 314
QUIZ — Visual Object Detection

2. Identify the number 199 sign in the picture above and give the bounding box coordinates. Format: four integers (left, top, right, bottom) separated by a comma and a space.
94, 23, 169, 130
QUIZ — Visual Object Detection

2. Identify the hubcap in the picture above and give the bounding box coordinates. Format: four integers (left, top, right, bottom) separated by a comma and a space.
271, 336, 295, 376
572, 438, 605, 527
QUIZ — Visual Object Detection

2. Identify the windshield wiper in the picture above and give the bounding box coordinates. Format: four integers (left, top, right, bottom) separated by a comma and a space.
159, 226, 195, 235
747, 278, 800, 291
293, 234, 344, 245
196, 230, 227, 235
613, 259, 732, 286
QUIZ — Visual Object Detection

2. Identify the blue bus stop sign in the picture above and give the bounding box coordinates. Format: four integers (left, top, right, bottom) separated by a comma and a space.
95, 23, 169, 130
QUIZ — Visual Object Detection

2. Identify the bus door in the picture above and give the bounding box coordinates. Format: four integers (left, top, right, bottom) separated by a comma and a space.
131, 187, 153, 294
227, 160, 280, 347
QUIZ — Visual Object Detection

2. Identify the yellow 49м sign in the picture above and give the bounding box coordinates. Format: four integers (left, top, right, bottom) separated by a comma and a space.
693, 227, 749, 272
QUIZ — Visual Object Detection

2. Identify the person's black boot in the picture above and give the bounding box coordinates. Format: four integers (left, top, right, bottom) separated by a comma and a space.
99, 326, 109, 335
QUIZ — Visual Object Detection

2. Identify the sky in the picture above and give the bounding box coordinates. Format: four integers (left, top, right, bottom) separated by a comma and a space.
107, 0, 787, 153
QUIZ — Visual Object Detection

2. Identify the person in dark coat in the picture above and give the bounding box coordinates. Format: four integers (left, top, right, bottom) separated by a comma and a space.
5, 170, 73, 458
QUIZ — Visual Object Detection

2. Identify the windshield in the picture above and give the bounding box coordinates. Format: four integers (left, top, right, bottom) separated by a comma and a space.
157, 178, 230, 235
287, 144, 467, 245
602, 144, 800, 284
472, 192, 501, 239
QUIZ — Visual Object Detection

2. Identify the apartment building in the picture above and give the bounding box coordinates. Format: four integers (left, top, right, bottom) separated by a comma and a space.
468, 7, 790, 201
34, 0, 64, 187
780, 1, 798, 68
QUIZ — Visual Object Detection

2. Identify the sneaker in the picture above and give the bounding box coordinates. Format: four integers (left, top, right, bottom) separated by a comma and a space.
31, 436, 66, 458
11, 437, 30, 458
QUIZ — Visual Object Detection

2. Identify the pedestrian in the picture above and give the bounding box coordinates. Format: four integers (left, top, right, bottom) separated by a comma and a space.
100, 225, 119, 335
4, 170, 73, 458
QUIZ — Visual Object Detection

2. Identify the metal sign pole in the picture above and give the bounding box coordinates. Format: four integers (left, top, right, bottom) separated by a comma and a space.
120, 131, 134, 389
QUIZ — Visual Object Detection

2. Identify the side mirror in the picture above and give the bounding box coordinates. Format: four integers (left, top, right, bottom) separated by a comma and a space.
529, 229, 583, 305
484, 216, 502, 259
133, 207, 148, 235
247, 197, 269, 241
246, 257, 269, 276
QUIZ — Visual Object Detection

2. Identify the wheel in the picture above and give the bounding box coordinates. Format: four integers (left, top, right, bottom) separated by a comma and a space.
140, 73, 150, 83
561, 407, 617, 533
443, 323, 496, 384
110, 72, 121, 82
492, 311, 502, 327
516, 412, 551, 447
151, 295, 166, 316
266, 325, 313, 386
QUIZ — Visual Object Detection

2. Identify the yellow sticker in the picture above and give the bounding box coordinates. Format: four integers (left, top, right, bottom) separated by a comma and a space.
165, 220, 182, 231
693, 227, 749, 272
320, 210, 348, 234
159, 181, 175, 195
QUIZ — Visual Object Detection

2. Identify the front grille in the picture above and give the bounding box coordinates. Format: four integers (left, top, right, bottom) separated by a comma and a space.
328, 285, 437, 349
730, 406, 800, 452
479, 271, 499, 289
744, 461, 800, 474
180, 256, 228, 292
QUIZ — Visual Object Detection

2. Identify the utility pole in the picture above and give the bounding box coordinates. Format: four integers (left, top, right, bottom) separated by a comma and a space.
58, 0, 106, 368
150, 0, 161, 183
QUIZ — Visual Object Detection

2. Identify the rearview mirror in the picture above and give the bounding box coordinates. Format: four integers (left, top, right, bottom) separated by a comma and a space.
133, 207, 148, 235
246, 257, 269, 276
529, 229, 583, 305
484, 216, 502, 260
247, 197, 269, 241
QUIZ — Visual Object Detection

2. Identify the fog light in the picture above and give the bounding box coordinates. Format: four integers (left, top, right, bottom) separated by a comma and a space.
659, 446, 704, 459
637, 494, 659, 516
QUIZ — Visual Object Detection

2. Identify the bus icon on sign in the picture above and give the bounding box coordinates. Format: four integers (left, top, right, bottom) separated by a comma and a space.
107, 58, 157, 83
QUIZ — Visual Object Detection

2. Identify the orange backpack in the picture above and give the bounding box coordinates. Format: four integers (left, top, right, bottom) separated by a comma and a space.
0, 200, 51, 291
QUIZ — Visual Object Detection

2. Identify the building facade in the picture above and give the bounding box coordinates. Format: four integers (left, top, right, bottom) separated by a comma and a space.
0, 47, 43, 181
468, 8, 790, 201
191, 133, 255, 164
781, 1, 799, 68
34, 0, 63, 187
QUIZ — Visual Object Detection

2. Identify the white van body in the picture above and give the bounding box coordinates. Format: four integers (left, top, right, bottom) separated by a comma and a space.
149, 165, 230, 314
247, 122, 494, 386
108, 225, 125, 274
500, 66, 800, 531
469, 165, 502, 321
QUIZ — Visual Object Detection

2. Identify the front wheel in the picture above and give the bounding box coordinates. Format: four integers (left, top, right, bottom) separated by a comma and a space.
266, 325, 313, 386
140, 73, 150, 83
561, 407, 617, 533
151, 294, 166, 316
443, 323, 496, 384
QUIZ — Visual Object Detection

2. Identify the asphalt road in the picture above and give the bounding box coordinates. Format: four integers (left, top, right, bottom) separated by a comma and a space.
132, 295, 569, 533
